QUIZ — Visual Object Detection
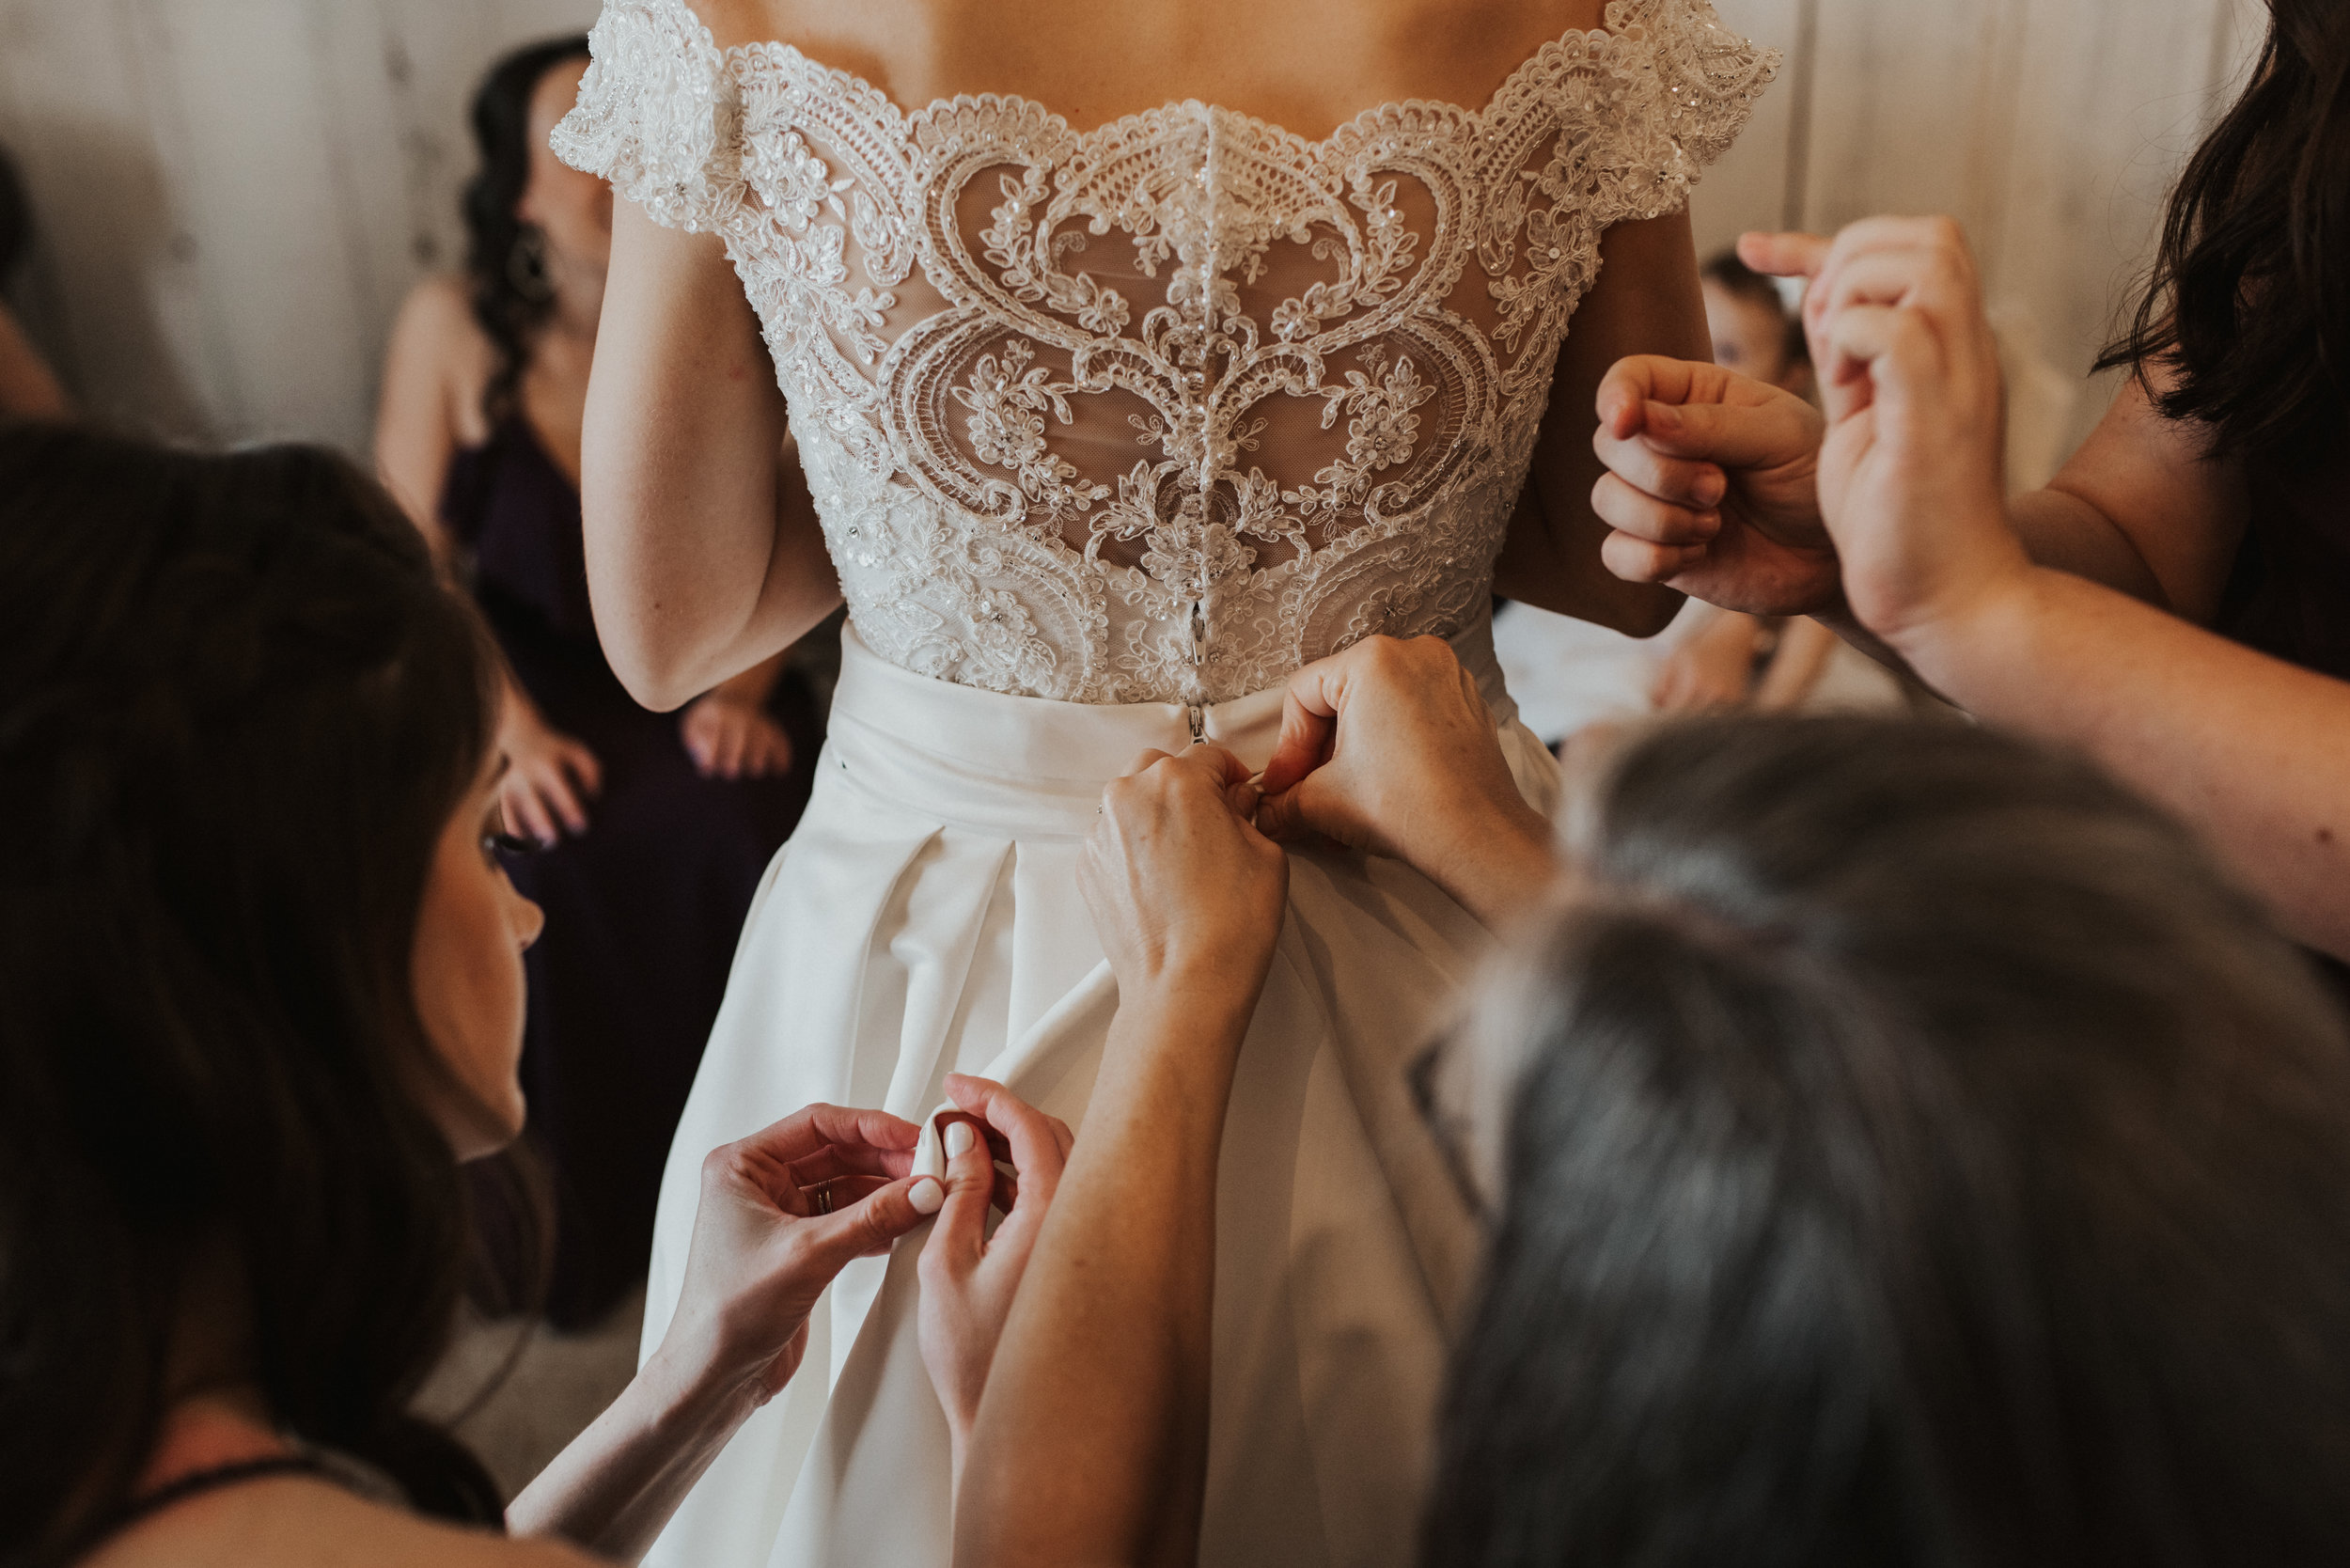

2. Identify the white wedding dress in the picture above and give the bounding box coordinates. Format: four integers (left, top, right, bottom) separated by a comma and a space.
553, 4, 1771, 1562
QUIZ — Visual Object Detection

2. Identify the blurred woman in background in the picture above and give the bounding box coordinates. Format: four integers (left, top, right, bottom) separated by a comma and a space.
0, 144, 71, 419
375, 38, 822, 1330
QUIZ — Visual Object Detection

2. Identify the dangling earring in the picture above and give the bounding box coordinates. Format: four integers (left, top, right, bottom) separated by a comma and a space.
509, 226, 554, 303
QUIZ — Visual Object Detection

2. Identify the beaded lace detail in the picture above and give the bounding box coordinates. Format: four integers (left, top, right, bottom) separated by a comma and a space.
556, 0, 1774, 703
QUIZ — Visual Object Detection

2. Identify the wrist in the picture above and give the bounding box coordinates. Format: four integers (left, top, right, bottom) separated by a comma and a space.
1872, 546, 2040, 682
1421, 794, 1559, 928
638, 1326, 766, 1437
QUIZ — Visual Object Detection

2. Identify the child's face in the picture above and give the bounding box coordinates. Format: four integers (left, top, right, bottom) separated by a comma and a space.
1703, 280, 1793, 390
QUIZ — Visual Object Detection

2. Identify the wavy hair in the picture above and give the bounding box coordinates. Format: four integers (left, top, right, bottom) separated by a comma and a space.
461, 36, 592, 425
1426, 716, 2350, 1566
2096, 0, 2350, 469
0, 427, 509, 1564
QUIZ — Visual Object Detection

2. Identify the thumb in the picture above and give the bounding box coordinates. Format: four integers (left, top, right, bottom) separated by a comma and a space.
1257, 768, 1352, 847
795, 1174, 942, 1276
1260, 688, 1335, 798
928, 1118, 997, 1274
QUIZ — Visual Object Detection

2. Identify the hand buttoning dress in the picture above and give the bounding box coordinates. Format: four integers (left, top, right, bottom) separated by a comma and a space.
552, 4, 1772, 1560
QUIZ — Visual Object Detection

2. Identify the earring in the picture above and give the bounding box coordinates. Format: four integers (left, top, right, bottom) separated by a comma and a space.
508, 226, 554, 303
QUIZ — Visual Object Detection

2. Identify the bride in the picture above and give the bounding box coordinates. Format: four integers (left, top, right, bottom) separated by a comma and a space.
551, 0, 1772, 1561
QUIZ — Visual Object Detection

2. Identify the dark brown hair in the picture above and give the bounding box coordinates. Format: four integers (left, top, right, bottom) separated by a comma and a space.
2096, 0, 2350, 469
1426, 716, 2350, 1566
462, 36, 593, 426
0, 426, 509, 1563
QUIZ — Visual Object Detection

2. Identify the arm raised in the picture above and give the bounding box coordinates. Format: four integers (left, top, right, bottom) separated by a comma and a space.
581, 201, 841, 711
1493, 210, 1709, 637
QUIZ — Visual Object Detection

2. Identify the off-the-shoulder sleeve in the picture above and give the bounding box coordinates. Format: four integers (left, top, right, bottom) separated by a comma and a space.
1593, 0, 1779, 226
550, 0, 744, 234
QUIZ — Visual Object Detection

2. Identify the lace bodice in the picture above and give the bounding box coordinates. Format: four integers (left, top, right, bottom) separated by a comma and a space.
556, 0, 1773, 705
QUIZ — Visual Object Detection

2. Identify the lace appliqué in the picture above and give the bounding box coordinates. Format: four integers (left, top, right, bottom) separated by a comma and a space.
555, 0, 1776, 703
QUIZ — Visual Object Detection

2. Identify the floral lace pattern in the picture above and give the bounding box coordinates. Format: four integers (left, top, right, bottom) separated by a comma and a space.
555, 0, 1774, 703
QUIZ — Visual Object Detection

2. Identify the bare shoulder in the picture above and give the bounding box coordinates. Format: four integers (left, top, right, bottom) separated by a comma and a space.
87, 1475, 603, 1568
391, 275, 492, 366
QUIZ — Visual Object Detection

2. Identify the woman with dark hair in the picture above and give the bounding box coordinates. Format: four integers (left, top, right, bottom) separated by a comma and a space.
912, 635, 2350, 1566
0, 144, 70, 418
1585, 0, 2350, 960
376, 38, 822, 1328
0, 422, 1007, 1568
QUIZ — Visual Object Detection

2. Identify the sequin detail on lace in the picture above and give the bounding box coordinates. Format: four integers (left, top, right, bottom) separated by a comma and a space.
555, 0, 1774, 702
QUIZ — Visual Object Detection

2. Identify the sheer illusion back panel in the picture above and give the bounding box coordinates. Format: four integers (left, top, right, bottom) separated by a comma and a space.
556, 0, 1774, 704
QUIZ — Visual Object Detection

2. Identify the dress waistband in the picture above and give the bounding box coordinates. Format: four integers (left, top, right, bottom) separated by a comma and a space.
823, 617, 1520, 839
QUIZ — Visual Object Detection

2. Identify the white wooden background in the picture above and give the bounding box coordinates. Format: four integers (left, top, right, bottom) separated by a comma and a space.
0, 0, 2266, 457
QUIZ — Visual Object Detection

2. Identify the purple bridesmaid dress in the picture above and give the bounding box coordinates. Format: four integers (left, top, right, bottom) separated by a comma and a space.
442, 418, 820, 1329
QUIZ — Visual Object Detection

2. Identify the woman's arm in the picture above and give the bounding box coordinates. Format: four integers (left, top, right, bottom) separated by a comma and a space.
950, 748, 1289, 1568
1804, 217, 2350, 959
375, 277, 487, 565
1493, 211, 1707, 637
580, 204, 841, 711
0, 300, 70, 418
1751, 616, 1836, 711
374, 281, 604, 843
509, 1105, 941, 1561
2002, 370, 2247, 621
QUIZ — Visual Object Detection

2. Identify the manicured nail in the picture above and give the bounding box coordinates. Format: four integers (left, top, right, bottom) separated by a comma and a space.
910, 1177, 944, 1215
944, 1121, 975, 1159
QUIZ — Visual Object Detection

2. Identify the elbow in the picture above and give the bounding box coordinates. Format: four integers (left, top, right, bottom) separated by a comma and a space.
591, 607, 708, 713
1605, 584, 1687, 639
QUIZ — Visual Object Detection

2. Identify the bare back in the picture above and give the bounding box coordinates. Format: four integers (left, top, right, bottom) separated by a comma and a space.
562, 0, 1768, 707
691, 0, 1613, 139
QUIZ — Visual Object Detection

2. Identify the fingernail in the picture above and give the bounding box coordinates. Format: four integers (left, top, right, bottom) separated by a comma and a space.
944, 1121, 975, 1159
1695, 472, 1727, 506
1647, 400, 1682, 432
910, 1177, 944, 1215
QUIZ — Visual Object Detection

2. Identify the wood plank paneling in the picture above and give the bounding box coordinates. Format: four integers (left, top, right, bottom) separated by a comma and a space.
0, 0, 594, 450
0, 0, 2274, 458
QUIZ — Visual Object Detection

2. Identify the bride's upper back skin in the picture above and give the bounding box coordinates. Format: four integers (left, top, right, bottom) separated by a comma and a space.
689, 0, 1613, 135
579, 0, 1737, 710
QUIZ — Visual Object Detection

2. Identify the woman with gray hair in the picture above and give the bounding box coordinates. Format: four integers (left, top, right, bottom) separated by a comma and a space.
911, 635, 2350, 1566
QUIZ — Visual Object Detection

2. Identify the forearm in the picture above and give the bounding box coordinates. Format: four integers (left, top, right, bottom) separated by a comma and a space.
0, 304, 70, 418
2007, 487, 2169, 607
1899, 568, 2350, 958
706, 649, 788, 708
584, 208, 842, 708
955, 981, 1256, 1568
1422, 797, 1560, 929
507, 1349, 757, 1562
1752, 617, 1836, 710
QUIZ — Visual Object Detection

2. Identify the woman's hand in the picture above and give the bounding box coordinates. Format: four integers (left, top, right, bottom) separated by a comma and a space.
1650, 608, 1761, 712
681, 690, 793, 779
1081, 745, 1289, 1005
1782, 218, 2029, 651
916, 1074, 1073, 1479
650, 1105, 942, 1409
513, 1105, 943, 1558
1591, 354, 1835, 615
499, 691, 603, 845
1254, 636, 1554, 927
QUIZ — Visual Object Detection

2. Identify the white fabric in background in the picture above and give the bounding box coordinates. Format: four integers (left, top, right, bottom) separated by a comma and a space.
1491, 597, 1712, 745
638, 618, 1558, 1568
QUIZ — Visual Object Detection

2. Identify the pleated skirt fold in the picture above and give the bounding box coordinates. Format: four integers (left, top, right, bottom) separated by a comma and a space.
639, 618, 1558, 1568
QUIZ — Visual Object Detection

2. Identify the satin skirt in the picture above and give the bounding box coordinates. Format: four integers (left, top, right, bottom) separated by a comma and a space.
637, 617, 1559, 1568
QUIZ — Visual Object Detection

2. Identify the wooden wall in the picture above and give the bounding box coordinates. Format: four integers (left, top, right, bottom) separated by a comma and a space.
0, 0, 596, 451
0, 0, 2267, 458
1697, 0, 2266, 452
